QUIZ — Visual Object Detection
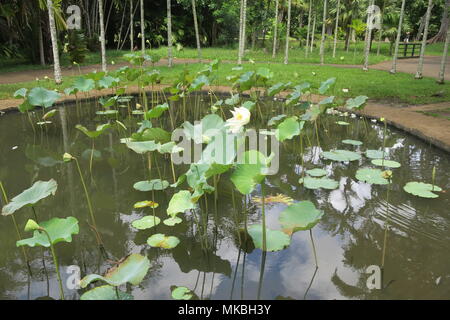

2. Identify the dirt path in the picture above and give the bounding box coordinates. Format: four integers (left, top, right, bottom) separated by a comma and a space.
1, 84, 449, 153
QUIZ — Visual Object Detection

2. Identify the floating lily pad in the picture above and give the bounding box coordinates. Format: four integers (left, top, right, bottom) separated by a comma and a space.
342, 139, 363, 146
306, 168, 327, 177
322, 150, 361, 162
147, 234, 180, 249
80, 254, 150, 287
247, 225, 291, 252
133, 201, 159, 209
365, 149, 385, 159
2, 179, 57, 216
403, 182, 442, 199
371, 159, 401, 168
80, 285, 134, 300
16, 217, 79, 248
133, 179, 169, 191
131, 216, 161, 230
171, 286, 195, 300
279, 201, 324, 232
163, 217, 183, 226
355, 168, 390, 185
167, 190, 195, 217
299, 177, 339, 190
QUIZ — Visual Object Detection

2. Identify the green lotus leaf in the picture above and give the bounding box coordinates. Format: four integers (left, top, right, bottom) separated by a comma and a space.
342, 139, 363, 146
242, 101, 256, 111
2, 179, 57, 216
268, 82, 291, 96
403, 182, 442, 199
267, 114, 287, 127
97, 76, 120, 89
80, 253, 150, 287
145, 103, 169, 119
319, 96, 335, 105
76, 123, 112, 139
18, 100, 35, 113
286, 91, 302, 106
167, 190, 195, 217
345, 95, 368, 110
300, 177, 339, 190
163, 217, 183, 226
365, 149, 385, 159
279, 201, 324, 232
42, 109, 57, 120
371, 159, 401, 168
80, 285, 134, 300
123, 139, 161, 154
183, 114, 225, 144
28, 87, 61, 108
16, 216, 79, 248
256, 67, 274, 80
131, 216, 161, 230
355, 168, 390, 185
230, 151, 272, 195
74, 77, 95, 92
171, 286, 195, 300
189, 75, 210, 92
322, 150, 361, 162
14, 88, 28, 99
306, 168, 327, 177
247, 225, 291, 252
276, 117, 304, 142
225, 94, 240, 106
147, 234, 180, 249
319, 77, 336, 94
133, 179, 170, 191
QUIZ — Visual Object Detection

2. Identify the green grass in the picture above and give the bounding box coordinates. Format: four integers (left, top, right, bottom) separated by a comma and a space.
1, 61, 448, 105
417, 108, 450, 121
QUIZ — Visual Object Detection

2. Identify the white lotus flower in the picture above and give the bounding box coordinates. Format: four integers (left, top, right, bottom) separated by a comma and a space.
226, 107, 251, 134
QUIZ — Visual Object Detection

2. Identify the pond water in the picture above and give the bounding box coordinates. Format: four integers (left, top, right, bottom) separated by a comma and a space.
0, 94, 449, 300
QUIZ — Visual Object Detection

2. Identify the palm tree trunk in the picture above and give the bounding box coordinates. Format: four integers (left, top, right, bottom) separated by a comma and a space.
238, 0, 244, 64
438, 20, 450, 84
332, 0, 341, 58
98, 0, 107, 72
38, 15, 45, 65
305, 0, 312, 58
46, 0, 62, 84
241, 0, 247, 61
167, 0, 173, 67
376, 12, 384, 56
192, 0, 202, 62
140, 0, 145, 54
272, 0, 279, 58
415, 0, 433, 79
363, 0, 374, 71
284, 0, 292, 64
130, 0, 134, 51
311, 9, 317, 53
320, 0, 328, 65
390, 0, 406, 74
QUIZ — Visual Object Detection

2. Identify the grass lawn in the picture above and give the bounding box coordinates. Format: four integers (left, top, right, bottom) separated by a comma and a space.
1, 61, 448, 105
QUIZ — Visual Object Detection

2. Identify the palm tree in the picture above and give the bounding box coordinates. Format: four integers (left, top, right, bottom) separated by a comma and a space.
238, 0, 247, 64
167, 0, 173, 67
333, 0, 341, 58
272, 0, 280, 58
46, 0, 62, 84
363, 0, 375, 71
305, 0, 313, 57
140, 0, 145, 54
415, 0, 434, 79
390, 0, 406, 74
438, 3, 450, 84
98, 0, 107, 72
311, 7, 317, 53
191, 0, 202, 62
284, 0, 292, 64
130, 0, 134, 51
320, 0, 328, 65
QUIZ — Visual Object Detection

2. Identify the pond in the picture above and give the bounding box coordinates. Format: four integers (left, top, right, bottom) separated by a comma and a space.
0, 94, 449, 300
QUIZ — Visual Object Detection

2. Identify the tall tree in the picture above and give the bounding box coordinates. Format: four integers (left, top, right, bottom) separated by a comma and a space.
140, 0, 145, 54
311, 7, 317, 53
191, 0, 202, 61
438, 2, 450, 84
415, 0, 434, 79
333, 0, 341, 58
363, 0, 375, 71
305, 0, 313, 57
430, 0, 450, 43
46, 0, 62, 84
272, 0, 279, 58
238, 0, 247, 64
130, 0, 134, 51
38, 12, 45, 66
320, 0, 328, 65
284, 0, 292, 64
98, 0, 107, 72
238, 0, 244, 64
390, 0, 406, 74
167, 0, 173, 67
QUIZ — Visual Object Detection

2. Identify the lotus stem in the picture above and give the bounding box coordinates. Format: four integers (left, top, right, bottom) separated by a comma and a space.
170, 154, 177, 184
240, 252, 246, 300
432, 166, 436, 191
309, 229, 318, 268
261, 182, 267, 252
257, 251, 267, 300
89, 139, 95, 175
40, 228, 64, 300
382, 120, 387, 166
